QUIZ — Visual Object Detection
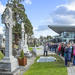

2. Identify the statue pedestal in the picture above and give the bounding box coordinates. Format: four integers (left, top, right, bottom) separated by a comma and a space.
33, 47, 37, 55
23, 45, 32, 57
0, 56, 19, 72
0, 67, 20, 75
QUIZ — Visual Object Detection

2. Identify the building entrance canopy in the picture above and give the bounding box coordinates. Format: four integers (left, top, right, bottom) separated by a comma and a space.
48, 25, 75, 34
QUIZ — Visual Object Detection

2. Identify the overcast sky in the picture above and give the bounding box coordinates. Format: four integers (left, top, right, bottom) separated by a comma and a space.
0, 0, 75, 38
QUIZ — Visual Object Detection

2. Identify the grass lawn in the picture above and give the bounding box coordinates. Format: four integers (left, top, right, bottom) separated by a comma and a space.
29, 47, 33, 51
23, 55, 67, 75
29, 47, 42, 51
37, 48, 42, 50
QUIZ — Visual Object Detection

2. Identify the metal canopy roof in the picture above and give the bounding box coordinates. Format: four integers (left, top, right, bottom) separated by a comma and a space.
48, 25, 75, 34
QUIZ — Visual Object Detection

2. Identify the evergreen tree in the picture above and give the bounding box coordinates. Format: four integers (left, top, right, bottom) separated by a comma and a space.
6, 0, 33, 44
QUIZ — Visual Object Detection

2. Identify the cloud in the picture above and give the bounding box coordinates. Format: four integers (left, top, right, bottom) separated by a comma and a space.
0, 1, 6, 14
25, 0, 32, 5
66, 0, 75, 11
0, 26, 4, 34
45, 0, 75, 26
52, 1, 75, 25
35, 25, 48, 31
34, 28, 58, 38
34, 0, 75, 38
55, 6, 75, 16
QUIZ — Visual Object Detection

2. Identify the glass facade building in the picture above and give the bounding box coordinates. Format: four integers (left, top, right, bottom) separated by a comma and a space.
48, 25, 75, 43
60, 32, 75, 42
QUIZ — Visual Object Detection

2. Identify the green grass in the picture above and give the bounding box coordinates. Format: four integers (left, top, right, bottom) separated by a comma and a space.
29, 47, 42, 51
23, 55, 67, 75
29, 47, 33, 51
37, 48, 42, 50
0, 51, 4, 60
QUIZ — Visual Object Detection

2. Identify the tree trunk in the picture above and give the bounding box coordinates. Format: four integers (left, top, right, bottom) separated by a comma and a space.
15, 33, 19, 45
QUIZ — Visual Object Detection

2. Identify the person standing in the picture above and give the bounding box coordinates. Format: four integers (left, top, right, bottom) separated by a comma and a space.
73, 45, 75, 65
67, 43, 72, 66
44, 43, 48, 56
64, 44, 70, 66
61, 44, 65, 57
58, 44, 61, 55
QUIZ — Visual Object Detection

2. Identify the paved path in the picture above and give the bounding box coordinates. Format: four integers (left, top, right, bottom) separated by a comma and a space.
60, 56, 75, 75
67, 66, 75, 75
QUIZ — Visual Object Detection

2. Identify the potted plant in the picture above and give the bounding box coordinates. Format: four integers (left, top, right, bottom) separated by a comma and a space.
18, 50, 27, 66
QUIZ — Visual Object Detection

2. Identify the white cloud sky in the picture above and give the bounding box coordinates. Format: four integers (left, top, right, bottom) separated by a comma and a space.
34, 0, 75, 38
0, 1, 6, 14
34, 28, 58, 38
25, 0, 32, 5
0, 0, 75, 38
0, 26, 4, 34
0, 1, 5, 35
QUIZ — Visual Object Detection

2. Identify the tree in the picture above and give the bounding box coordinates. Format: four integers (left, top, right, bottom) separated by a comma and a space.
6, 0, 33, 44
47, 36, 52, 40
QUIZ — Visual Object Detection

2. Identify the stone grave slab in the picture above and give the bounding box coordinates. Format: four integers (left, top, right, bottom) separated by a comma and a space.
37, 56, 56, 62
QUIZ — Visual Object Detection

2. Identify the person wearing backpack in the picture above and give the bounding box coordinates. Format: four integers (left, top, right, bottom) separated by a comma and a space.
73, 45, 75, 65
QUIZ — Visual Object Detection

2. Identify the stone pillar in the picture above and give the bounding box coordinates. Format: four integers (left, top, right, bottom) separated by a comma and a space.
5, 26, 12, 57
25, 34, 27, 45
21, 22, 25, 50
22, 22, 25, 44
0, 24, 19, 72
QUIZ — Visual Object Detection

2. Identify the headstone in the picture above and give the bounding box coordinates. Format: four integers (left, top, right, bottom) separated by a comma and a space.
0, 5, 19, 72
37, 56, 56, 62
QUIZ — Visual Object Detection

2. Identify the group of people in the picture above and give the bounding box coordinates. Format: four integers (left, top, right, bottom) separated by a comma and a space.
43, 42, 58, 56
58, 43, 75, 66
43, 42, 75, 67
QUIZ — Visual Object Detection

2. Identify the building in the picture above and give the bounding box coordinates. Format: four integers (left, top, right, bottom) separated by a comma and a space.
48, 25, 75, 43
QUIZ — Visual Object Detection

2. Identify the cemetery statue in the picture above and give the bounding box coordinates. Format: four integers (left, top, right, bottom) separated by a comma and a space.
20, 22, 32, 57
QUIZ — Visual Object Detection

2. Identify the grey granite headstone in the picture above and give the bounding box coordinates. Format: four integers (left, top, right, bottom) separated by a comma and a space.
37, 56, 56, 62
